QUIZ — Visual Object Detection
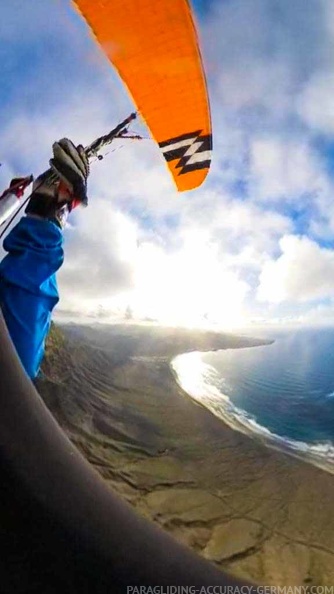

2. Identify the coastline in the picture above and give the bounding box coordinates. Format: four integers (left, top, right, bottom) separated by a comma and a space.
38, 323, 334, 586
171, 351, 334, 476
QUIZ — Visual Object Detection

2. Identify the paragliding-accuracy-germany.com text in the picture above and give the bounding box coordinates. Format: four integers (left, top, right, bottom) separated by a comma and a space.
127, 588, 334, 594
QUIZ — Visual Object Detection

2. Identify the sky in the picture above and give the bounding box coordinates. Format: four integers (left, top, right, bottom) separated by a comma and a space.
2, 0, 334, 329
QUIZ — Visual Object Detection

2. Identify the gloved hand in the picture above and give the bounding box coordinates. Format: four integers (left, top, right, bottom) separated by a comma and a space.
26, 138, 90, 226
50, 138, 90, 206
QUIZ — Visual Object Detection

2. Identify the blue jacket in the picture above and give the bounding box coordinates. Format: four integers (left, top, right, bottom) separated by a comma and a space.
0, 216, 64, 378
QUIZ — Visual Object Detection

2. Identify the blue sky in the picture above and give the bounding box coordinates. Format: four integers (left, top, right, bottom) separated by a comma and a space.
2, 0, 334, 328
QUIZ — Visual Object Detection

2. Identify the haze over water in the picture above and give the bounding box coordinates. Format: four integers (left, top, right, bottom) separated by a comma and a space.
172, 327, 334, 472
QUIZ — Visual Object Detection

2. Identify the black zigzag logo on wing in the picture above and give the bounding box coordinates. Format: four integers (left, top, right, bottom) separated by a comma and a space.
159, 131, 212, 175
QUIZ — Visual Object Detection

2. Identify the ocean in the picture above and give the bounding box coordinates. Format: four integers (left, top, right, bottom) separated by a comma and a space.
171, 327, 334, 473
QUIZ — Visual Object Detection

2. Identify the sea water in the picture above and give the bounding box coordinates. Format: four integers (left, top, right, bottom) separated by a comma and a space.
171, 327, 334, 472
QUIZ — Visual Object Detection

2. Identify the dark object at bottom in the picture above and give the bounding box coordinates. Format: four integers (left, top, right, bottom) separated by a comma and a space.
0, 313, 248, 592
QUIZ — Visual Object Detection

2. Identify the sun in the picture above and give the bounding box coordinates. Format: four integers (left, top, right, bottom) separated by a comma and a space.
123, 236, 249, 328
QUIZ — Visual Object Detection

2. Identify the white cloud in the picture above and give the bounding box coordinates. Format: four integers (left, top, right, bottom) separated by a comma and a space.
179, 188, 292, 263
295, 0, 334, 134
258, 235, 334, 303
203, 0, 328, 116
249, 138, 324, 201
297, 73, 334, 135
58, 201, 138, 305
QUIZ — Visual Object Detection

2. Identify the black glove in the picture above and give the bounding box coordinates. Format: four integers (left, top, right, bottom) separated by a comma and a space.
50, 138, 90, 205
26, 139, 90, 224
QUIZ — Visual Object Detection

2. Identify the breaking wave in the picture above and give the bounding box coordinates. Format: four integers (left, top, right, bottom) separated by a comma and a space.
171, 351, 334, 474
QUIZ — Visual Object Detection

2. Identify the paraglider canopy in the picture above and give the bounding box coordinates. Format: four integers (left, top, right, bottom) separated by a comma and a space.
73, 0, 212, 192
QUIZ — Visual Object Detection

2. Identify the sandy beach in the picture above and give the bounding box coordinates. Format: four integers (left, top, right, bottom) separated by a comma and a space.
37, 323, 334, 586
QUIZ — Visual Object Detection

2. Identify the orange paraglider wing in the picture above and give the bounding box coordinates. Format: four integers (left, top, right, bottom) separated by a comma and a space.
73, 0, 212, 192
